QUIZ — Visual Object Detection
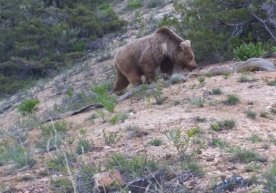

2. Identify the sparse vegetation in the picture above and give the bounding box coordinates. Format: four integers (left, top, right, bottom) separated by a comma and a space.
245, 110, 257, 119
187, 127, 200, 138
210, 138, 230, 150
110, 113, 128, 125
223, 95, 240, 106
50, 177, 74, 193
248, 134, 262, 143
180, 156, 203, 174
145, 0, 166, 8
0, 145, 35, 169
190, 97, 205, 107
210, 119, 236, 131
92, 83, 116, 113
197, 76, 205, 83
238, 75, 257, 83
76, 139, 91, 155
154, 81, 166, 105
46, 151, 77, 173
193, 116, 207, 123
17, 98, 40, 115
103, 130, 121, 146
210, 88, 222, 95
267, 79, 276, 86
260, 111, 270, 118
127, 0, 142, 9
231, 148, 264, 163
265, 161, 276, 192
149, 138, 162, 146
107, 153, 158, 177
38, 121, 69, 151
165, 128, 189, 158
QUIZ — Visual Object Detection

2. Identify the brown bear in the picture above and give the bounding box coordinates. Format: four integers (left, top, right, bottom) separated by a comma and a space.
113, 27, 197, 92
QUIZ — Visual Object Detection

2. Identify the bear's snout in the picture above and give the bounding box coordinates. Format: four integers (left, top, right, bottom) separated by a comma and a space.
187, 62, 197, 71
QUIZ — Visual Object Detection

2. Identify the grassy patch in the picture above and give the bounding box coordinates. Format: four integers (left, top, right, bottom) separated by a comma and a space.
248, 134, 262, 143
210, 119, 236, 131
197, 76, 205, 83
46, 151, 77, 173
17, 98, 40, 115
149, 138, 163, 146
127, 0, 142, 9
180, 156, 203, 175
107, 154, 158, 178
245, 110, 257, 119
92, 83, 116, 113
190, 97, 205, 107
265, 161, 276, 192
110, 113, 128, 125
238, 75, 257, 83
210, 138, 230, 150
223, 95, 240, 106
38, 121, 69, 151
210, 88, 222, 95
50, 177, 73, 193
103, 130, 121, 146
230, 148, 265, 163
193, 116, 207, 123
76, 139, 92, 155
260, 111, 270, 118
267, 79, 276, 86
0, 145, 35, 169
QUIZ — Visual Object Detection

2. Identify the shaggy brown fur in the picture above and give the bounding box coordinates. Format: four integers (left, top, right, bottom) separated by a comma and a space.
113, 27, 197, 92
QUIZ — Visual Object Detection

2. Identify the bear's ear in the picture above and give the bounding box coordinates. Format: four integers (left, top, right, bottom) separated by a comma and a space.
180, 40, 191, 50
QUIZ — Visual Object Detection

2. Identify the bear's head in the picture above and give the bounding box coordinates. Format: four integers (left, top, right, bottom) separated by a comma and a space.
176, 40, 197, 71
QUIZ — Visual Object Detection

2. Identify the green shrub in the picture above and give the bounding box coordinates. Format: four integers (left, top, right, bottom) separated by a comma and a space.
103, 130, 121, 145
248, 134, 262, 143
190, 97, 205, 107
267, 79, 276, 86
76, 139, 91, 155
145, 0, 166, 8
245, 110, 257, 119
233, 43, 265, 61
110, 113, 128, 125
127, 0, 142, 9
149, 138, 162, 146
46, 151, 77, 173
210, 119, 236, 131
92, 83, 116, 113
223, 95, 240, 106
231, 147, 264, 163
17, 99, 40, 115
210, 88, 222, 95
265, 161, 276, 193
1, 145, 35, 169
51, 178, 74, 193
107, 154, 158, 177
180, 156, 203, 174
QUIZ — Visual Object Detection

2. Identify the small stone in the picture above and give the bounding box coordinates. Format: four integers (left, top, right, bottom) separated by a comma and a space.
93, 169, 124, 191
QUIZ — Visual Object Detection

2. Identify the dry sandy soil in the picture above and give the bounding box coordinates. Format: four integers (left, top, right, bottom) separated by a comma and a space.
0, 60, 275, 192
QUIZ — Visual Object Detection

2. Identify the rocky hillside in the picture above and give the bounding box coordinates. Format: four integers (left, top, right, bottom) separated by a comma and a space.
0, 1, 276, 193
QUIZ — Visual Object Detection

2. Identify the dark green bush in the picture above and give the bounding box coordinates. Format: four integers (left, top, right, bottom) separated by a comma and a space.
0, 0, 126, 96
127, 0, 142, 9
233, 43, 265, 61
176, 0, 275, 62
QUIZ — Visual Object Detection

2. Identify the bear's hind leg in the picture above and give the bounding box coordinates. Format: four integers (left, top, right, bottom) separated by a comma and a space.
113, 69, 130, 92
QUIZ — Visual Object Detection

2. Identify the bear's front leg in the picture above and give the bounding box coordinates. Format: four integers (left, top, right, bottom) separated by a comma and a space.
144, 71, 155, 84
